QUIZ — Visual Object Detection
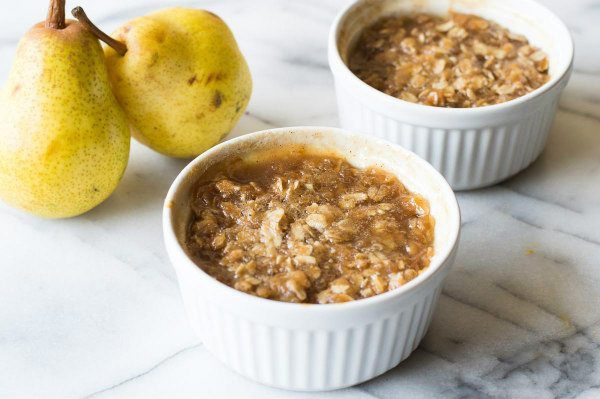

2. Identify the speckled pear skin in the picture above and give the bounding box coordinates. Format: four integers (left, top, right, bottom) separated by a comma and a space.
0, 20, 130, 218
104, 8, 252, 158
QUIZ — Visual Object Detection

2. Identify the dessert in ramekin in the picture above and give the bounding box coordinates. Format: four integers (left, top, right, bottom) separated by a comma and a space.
328, 0, 573, 190
163, 126, 460, 390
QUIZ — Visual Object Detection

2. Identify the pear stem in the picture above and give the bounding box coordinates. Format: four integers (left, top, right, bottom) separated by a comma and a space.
46, 0, 66, 29
71, 6, 128, 56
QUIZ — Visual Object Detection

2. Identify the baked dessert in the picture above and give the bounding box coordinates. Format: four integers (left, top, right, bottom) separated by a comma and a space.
348, 12, 550, 107
186, 148, 435, 304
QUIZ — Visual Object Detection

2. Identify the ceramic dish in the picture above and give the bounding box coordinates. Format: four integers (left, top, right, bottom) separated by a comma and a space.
328, 0, 574, 190
163, 126, 460, 391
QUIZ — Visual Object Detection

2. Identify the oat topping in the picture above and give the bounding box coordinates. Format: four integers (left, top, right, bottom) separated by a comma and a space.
186, 150, 435, 304
348, 12, 550, 107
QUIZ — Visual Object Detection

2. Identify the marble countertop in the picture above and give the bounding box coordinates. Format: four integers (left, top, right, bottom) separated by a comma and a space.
1, 0, 600, 398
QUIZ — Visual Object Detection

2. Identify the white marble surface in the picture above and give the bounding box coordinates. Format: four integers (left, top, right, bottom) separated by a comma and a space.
1, 0, 600, 398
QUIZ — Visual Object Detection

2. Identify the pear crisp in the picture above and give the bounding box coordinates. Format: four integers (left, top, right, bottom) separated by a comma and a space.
348, 12, 550, 107
185, 149, 435, 304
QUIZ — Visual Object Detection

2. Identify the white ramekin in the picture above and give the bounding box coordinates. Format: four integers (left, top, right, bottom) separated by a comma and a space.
328, 0, 574, 190
163, 127, 460, 391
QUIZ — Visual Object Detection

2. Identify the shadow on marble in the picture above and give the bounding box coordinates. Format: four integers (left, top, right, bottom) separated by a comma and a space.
85, 153, 189, 223
502, 108, 600, 209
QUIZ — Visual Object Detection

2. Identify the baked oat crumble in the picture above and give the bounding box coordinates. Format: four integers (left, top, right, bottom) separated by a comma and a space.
186, 149, 435, 304
348, 12, 550, 107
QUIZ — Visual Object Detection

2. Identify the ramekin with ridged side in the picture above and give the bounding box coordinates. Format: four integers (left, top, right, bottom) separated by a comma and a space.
328, 0, 574, 190
163, 127, 460, 391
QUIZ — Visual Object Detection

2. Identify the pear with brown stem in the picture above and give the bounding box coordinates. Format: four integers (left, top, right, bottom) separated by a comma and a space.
72, 6, 252, 158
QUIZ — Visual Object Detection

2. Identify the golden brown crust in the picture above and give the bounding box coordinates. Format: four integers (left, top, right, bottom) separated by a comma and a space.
349, 12, 550, 108
186, 151, 435, 304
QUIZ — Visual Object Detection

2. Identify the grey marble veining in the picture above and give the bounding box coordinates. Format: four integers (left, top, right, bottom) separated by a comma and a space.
1, 0, 600, 398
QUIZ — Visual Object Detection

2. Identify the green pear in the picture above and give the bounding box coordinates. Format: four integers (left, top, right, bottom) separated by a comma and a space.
101, 7, 252, 158
0, 0, 130, 218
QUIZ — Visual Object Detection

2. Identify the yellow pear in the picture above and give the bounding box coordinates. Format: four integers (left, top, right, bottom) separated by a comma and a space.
101, 7, 252, 158
0, 0, 130, 218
